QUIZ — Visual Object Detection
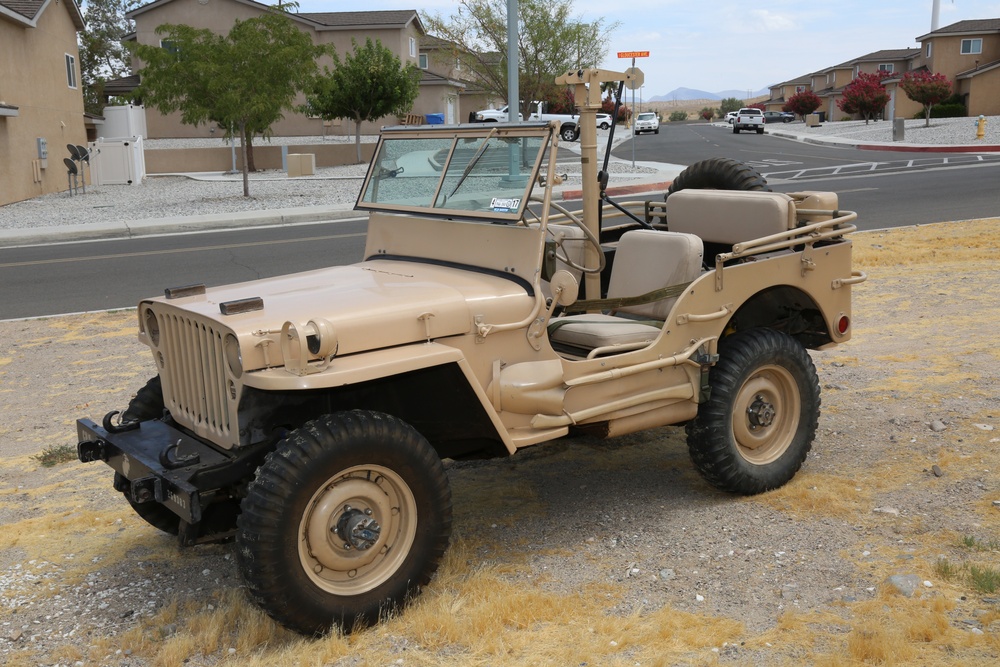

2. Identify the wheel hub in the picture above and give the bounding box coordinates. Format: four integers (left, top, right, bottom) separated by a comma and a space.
747, 394, 776, 429
335, 506, 381, 551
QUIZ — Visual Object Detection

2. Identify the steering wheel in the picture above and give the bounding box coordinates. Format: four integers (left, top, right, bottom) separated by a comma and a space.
531, 196, 605, 274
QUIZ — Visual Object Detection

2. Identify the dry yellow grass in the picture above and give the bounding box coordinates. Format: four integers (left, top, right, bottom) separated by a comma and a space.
3, 220, 1000, 665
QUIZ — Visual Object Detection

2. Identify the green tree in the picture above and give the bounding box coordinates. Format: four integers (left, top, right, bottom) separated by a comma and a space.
900, 70, 953, 127
306, 38, 422, 164
719, 97, 743, 114
837, 72, 890, 124
78, 0, 142, 115
421, 0, 618, 121
131, 12, 322, 195
783, 90, 821, 120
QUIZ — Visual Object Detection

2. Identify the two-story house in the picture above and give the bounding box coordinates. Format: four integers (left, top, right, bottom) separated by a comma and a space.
115, 2, 468, 138
764, 75, 811, 113
1, 0, 89, 205
910, 19, 1000, 117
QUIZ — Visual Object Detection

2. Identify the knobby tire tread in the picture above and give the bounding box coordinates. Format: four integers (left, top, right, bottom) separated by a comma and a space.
686, 329, 820, 495
236, 410, 452, 636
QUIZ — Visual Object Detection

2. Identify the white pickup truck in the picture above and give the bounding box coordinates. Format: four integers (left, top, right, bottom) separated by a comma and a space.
733, 107, 765, 134
475, 102, 581, 141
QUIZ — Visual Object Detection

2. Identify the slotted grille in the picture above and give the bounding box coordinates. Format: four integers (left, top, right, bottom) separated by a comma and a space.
156, 310, 232, 442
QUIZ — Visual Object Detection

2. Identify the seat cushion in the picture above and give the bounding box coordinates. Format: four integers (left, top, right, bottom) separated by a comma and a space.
665, 189, 796, 245
548, 314, 660, 352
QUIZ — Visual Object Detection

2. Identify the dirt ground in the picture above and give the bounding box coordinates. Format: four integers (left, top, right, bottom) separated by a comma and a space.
1, 219, 999, 666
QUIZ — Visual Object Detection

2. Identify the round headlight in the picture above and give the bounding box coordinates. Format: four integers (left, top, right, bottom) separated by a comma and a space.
224, 334, 243, 378
144, 308, 160, 346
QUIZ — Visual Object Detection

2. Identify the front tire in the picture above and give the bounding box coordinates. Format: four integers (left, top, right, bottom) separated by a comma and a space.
561, 125, 578, 142
686, 329, 819, 495
236, 410, 452, 635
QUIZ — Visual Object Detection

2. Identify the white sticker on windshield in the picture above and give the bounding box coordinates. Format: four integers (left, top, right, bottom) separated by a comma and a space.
490, 197, 521, 212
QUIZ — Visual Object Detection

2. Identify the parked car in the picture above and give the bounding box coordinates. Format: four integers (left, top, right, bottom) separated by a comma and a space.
725, 111, 738, 124
733, 108, 765, 134
764, 111, 795, 124
596, 113, 613, 130
633, 111, 659, 135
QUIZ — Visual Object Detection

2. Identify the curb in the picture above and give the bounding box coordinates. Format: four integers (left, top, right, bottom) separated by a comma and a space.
0, 206, 361, 248
560, 180, 672, 201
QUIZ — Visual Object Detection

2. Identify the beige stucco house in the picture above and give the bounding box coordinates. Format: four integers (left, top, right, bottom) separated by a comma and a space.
764, 75, 811, 113
903, 19, 1000, 117
116, 1, 474, 138
1, 0, 89, 205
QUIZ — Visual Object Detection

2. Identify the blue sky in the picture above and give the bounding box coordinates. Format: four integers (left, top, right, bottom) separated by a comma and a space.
293, 1, 1000, 98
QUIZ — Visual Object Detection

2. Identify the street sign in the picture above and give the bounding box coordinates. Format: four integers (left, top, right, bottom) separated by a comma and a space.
624, 67, 644, 90
618, 51, 650, 58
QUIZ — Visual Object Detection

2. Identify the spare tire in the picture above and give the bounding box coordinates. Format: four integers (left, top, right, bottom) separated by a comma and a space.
665, 157, 770, 199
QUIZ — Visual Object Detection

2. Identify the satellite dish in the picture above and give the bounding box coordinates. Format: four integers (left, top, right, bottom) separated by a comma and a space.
67, 144, 81, 160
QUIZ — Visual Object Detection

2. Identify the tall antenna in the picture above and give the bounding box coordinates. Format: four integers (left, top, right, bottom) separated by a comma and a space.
931, 0, 955, 32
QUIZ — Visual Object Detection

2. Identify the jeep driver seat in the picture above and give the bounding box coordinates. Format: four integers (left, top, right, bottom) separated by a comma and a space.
548, 229, 704, 358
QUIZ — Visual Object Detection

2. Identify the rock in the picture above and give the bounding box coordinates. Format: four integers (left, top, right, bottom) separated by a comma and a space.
930, 420, 947, 432
886, 574, 922, 597
973, 424, 994, 431
10, 629, 22, 641
992, 501, 1000, 509
931, 465, 943, 477
696, 594, 705, 602
873, 507, 900, 516
659, 568, 676, 581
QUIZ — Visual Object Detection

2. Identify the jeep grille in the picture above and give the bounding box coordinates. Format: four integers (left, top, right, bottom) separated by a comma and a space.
156, 310, 233, 443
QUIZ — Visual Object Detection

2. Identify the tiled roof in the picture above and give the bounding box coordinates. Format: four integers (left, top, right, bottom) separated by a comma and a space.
957, 58, 1000, 78
0, 0, 84, 29
917, 18, 1000, 40
301, 10, 419, 28
852, 48, 920, 62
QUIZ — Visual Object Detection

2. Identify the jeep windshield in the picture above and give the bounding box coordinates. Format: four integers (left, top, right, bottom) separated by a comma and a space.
356, 122, 555, 223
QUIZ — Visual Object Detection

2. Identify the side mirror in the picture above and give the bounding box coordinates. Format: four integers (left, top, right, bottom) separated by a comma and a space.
549, 270, 578, 307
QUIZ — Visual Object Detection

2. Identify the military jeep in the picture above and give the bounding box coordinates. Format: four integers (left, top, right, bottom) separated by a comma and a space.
77, 69, 865, 636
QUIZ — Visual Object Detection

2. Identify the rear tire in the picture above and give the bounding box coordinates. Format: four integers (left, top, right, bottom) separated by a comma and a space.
733, 127, 739, 134
686, 329, 819, 495
236, 410, 452, 636
757, 127, 764, 134
561, 125, 578, 142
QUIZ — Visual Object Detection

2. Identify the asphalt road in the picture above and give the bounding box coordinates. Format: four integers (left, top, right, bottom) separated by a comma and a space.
3, 126, 999, 320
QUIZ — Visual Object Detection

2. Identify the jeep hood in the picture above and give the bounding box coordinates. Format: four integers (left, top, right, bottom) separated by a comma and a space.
144, 259, 533, 364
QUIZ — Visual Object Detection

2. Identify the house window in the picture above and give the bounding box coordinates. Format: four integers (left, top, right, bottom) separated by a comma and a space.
795, 85, 805, 94
419, 53, 428, 69
961, 39, 982, 55
409, 37, 416, 58
161, 40, 180, 55
925, 42, 932, 58
854, 65, 860, 78
878, 64, 894, 73
65, 54, 77, 88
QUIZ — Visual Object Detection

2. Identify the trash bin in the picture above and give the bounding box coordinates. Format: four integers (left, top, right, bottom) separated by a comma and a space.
893, 118, 905, 142
806, 113, 820, 127
425, 113, 445, 125
816, 111, 826, 123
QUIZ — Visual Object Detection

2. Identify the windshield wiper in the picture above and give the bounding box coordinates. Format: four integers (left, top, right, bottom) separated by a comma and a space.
447, 128, 497, 198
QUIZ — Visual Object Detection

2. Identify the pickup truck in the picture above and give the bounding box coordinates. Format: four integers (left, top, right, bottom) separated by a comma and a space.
475, 101, 581, 141
733, 107, 765, 134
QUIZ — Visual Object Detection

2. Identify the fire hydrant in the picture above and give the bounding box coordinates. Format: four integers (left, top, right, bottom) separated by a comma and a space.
976, 115, 987, 140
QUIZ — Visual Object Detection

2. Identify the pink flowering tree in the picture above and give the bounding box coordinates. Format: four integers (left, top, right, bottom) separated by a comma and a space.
837, 72, 890, 124
900, 70, 953, 127
783, 90, 821, 120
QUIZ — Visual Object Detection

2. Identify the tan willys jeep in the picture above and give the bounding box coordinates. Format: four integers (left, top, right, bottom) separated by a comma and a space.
77, 68, 865, 636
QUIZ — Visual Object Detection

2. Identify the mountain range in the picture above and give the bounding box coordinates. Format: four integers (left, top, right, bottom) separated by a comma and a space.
648, 87, 770, 102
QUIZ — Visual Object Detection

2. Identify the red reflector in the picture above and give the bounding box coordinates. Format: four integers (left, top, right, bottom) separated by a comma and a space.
837, 316, 850, 335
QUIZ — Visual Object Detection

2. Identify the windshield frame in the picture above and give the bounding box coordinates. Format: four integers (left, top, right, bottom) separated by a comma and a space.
354, 122, 556, 223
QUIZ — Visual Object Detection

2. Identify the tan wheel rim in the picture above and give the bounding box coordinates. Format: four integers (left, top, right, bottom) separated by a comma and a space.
730, 365, 800, 465
298, 464, 417, 596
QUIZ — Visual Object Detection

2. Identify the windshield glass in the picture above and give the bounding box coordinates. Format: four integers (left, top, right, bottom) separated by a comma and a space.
637, 113, 656, 121
356, 124, 553, 222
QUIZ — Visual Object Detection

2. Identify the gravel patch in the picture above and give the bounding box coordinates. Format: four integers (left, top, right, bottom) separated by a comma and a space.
773, 114, 1000, 145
